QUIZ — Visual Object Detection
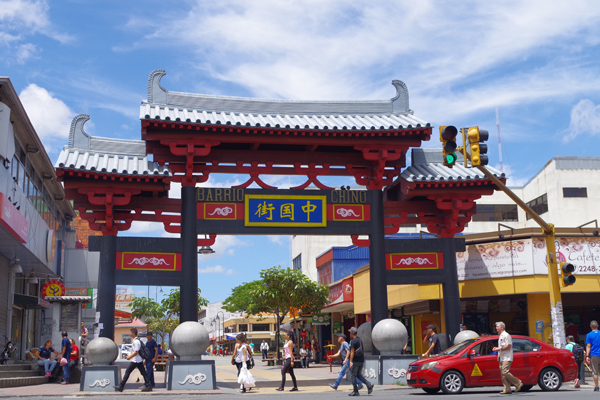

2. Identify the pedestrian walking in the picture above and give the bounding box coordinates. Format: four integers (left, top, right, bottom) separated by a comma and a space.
260, 340, 269, 360
142, 332, 158, 389
312, 338, 321, 364
585, 320, 600, 392
492, 321, 523, 394
232, 333, 250, 393
329, 334, 363, 391
114, 328, 152, 392
565, 335, 583, 388
276, 332, 298, 392
422, 325, 441, 357
59, 331, 72, 385
347, 327, 374, 396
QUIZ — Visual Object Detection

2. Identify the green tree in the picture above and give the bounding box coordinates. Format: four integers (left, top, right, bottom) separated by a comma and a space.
130, 288, 208, 346
224, 266, 330, 351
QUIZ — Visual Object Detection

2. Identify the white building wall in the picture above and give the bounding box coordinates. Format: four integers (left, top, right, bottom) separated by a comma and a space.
291, 235, 353, 281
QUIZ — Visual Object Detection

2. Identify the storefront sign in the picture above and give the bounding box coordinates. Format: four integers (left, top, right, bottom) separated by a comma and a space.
332, 322, 342, 335
46, 230, 56, 263
115, 293, 134, 317
532, 237, 600, 275
346, 310, 354, 319
66, 288, 94, 309
386, 252, 443, 270
41, 280, 66, 298
116, 252, 181, 271
245, 195, 326, 227
456, 239, 534, 280
311, 313, 331, 325
535, 320, 544, 334
328, 277, 354, 305
0, 192, 29, 243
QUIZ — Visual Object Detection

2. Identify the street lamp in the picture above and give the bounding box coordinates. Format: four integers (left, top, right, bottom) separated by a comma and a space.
217, 311, 225, 342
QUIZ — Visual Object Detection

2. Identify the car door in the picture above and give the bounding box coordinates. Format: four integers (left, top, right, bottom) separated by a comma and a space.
467, 339, 502, 386
508, 338, 542, 383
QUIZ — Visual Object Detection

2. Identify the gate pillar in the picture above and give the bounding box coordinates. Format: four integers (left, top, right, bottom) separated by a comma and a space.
441, 238, 461, 345
368, 189, 388, 355
180, 185, 199, 322
98, 235, 117, 340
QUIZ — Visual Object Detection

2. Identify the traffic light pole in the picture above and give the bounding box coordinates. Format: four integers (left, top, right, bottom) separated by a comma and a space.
476, 165, 566, 348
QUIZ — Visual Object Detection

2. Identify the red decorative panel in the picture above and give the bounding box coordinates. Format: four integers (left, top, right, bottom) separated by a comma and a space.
116, 252, 182, 271
197, 203, 244, 220
386, 252, 444, 270
327, 204, 370, 221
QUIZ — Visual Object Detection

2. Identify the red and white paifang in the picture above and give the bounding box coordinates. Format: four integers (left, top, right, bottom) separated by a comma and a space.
203, 203, 238, 219
386, 252, 443, 270
207, 206, 234, 217
117, 252, 182, 271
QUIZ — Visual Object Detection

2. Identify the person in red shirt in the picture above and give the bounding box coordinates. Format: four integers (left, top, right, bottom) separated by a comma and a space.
69, 338, 79, 366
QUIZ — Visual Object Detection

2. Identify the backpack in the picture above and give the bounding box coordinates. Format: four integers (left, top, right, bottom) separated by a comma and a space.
572, 344, 584, 363
137, 338, 152, 360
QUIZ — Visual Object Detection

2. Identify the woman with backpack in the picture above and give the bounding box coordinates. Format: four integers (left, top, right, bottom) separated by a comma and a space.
566, 335, 583, 388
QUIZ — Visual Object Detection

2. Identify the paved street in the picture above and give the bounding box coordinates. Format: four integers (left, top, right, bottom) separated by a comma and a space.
0, 356, 593, 398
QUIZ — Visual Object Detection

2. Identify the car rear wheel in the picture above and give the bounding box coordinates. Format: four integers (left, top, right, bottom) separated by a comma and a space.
538, 368, 562, 391
519, 385, 533, 392
440, 370, 465, 394
422, 388, 440, 394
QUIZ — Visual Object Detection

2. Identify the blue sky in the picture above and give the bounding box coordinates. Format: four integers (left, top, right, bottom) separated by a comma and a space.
3, 0, 600, 303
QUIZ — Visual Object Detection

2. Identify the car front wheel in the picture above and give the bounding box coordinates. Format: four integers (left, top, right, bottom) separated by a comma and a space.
440, 370, 465, 394
538, 368, 562, 391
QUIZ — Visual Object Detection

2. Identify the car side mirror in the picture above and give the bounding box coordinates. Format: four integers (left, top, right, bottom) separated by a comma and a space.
467, 349, 476, 357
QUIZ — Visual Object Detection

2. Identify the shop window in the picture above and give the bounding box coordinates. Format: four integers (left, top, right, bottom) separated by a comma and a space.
525, 194, 548, 220
473, 205, 519, 222
238, 324, 248, 332
563, 187, 587, 198
252, 324, 270, 332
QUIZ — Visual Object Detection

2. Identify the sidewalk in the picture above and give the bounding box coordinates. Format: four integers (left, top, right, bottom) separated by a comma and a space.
0, 357, 404, 397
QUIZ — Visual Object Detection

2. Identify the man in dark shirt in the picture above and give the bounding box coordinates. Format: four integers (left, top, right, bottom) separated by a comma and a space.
143, 332, 158, 389
423, 325, 441, 357
59, 331, 72, 384
348, 327, 374, 397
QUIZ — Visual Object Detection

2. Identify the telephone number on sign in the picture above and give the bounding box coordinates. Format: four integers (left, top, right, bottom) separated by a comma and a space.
577, 266, 596, 273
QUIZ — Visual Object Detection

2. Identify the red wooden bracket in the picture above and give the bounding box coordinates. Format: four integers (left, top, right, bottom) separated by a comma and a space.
155, 209, 182, 234
198, 235, 216, 247
233, 161, 277, 189
290, 163, 334, 190
351, 235, 370, 247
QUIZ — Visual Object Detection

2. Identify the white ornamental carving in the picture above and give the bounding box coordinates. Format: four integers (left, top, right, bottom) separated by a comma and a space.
387, 367, 407, 379
208, 206, 234, 216
89, 379, 111, 388
361, 367, 377, 379
128, 257, 170, 266
336, 208, 361, 218
179, 372, 207, 385
394, 257, 434, 266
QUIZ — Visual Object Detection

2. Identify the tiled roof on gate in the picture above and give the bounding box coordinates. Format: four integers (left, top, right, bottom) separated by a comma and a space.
140, 70, 430, 131
402, 148, 505, 183
55, 114, 171, 177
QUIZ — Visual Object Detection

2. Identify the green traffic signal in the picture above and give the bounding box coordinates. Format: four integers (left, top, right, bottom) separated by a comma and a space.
440, 126, 458, 168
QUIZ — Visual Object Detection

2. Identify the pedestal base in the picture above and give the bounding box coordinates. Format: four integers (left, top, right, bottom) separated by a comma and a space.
345, 355, 380, 386
80, 365, 122, 392
166, 360, 216, 390
379, 355, 419, 385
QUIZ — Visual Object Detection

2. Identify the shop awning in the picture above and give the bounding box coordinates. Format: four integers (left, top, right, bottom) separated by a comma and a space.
44, 295, 91, 303
13, 294, 50, 310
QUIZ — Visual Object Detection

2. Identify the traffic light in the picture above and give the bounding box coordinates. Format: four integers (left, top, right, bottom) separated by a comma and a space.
560, 262, 576, 286
440, 126, 458, 167
467, 126, 489, 166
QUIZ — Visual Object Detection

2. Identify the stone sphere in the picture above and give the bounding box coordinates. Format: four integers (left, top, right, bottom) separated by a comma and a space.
86, 337, 119, 365
170, 321, 209, 361
454, 330, 479, 344
357, 321, 372, 353
371, 319, 408, 355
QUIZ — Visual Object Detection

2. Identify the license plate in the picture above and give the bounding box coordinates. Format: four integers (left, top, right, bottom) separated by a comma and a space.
407, 373, 411, 380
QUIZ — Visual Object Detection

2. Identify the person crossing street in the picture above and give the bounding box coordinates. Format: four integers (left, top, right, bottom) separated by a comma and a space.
114, 328, 152, 392
492, 321, 523, 394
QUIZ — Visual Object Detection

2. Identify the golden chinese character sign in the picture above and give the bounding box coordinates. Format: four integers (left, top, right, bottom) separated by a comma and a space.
196, 188, 372, 235
245, 195, 326, 227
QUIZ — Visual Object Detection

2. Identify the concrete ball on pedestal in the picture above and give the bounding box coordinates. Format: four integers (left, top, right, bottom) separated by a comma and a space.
371, 318, 408, 355
357, 321, 372, 353
171, 321, 210, 361
454, 330, 479, 344
86, 337, 119, 365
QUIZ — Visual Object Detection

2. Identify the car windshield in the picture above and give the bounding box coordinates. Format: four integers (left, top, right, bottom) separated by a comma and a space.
442, 338, 479, 355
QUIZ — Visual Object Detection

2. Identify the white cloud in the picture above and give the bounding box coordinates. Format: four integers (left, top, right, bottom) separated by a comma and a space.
198, 264, 235, 275
564, 99, 600, 142
495, 164, 529, 188
268, 235, 289, 245
19, 83, 74, 140
15, 42, 38, 63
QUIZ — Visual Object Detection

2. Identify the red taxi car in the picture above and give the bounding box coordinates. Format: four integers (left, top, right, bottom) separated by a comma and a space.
407, 335, 578, 394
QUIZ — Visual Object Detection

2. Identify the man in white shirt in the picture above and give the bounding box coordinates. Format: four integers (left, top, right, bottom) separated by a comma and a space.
492, 321, 523, 394
114, 328, 152, 392
260, 340, 269, 360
